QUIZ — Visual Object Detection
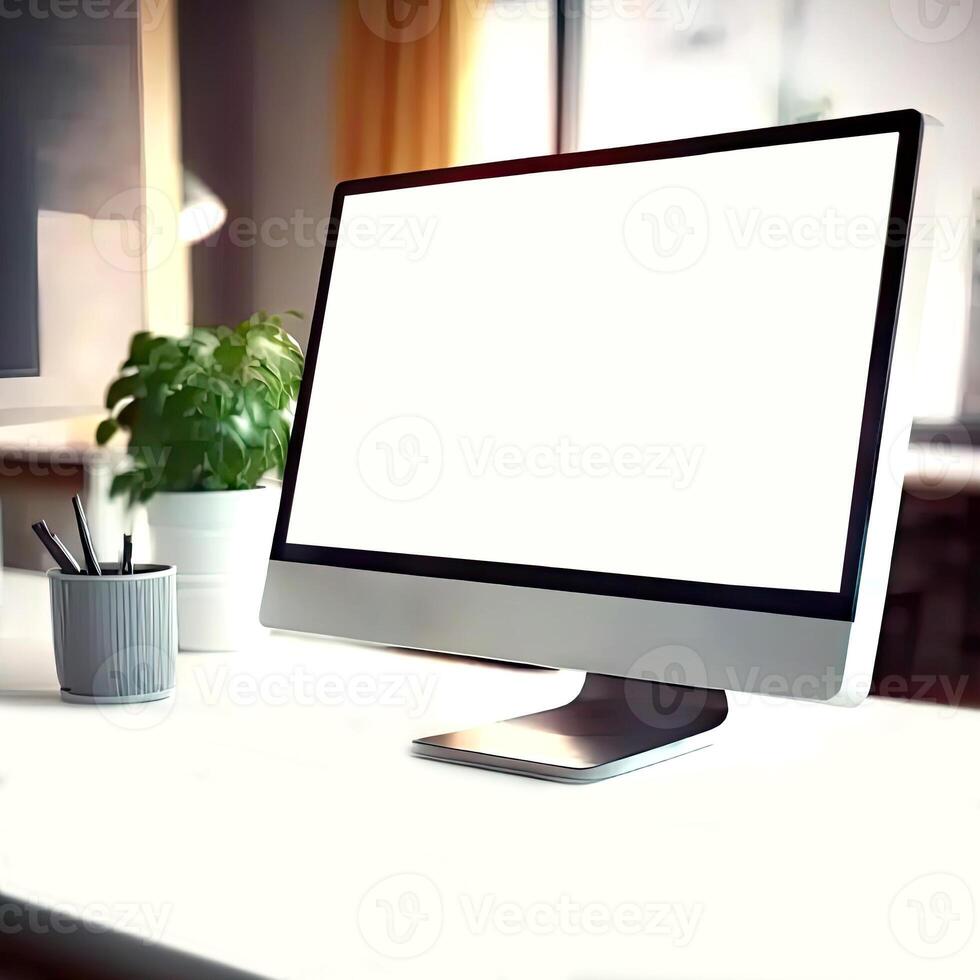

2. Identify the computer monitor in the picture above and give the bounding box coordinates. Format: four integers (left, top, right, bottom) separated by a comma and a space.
262, 110, 934, 781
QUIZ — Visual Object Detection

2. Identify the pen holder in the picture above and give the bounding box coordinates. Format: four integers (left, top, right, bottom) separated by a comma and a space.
48, 564, 178, 704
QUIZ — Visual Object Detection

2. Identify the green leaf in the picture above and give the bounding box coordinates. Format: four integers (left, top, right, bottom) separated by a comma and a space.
147, 338, 185, 371
109, 469, 142, 506
161, 443, 205, 491
165, 385, 205, 418
172, 360, 204, 387
227, 411, 264, 449
204, 376, 236, 399
245, 364, 284, 404
206, 431, 247, 486
213, 344, 244, 376
105, 372, 145, 410
117, 400, 140, 430
95, 418, 119, 445
200, 394, 222, 421
123, 332, 163, 367
202, 472, 229, 490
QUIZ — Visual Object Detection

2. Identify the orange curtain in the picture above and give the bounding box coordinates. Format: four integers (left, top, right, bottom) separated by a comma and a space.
334, 0, 478, 181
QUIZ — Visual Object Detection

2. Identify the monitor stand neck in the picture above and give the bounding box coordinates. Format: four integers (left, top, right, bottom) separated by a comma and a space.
412, 672, 728, 782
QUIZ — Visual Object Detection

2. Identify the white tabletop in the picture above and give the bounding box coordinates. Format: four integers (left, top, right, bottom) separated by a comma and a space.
0, 569, 977, 979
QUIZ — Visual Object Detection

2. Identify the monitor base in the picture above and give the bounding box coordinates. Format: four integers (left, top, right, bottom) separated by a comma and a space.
412, 672, 728, 782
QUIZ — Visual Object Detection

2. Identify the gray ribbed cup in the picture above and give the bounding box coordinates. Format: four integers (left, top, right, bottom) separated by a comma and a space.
48, 564, 177, 704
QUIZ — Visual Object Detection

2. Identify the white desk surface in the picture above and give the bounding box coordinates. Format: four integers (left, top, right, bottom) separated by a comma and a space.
1, 569, 977, 979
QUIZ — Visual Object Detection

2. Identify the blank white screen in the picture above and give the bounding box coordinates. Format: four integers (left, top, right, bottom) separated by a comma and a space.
287, 132, 899, 593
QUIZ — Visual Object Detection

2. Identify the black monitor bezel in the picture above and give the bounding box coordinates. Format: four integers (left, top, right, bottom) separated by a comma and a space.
271, 109, 924, 623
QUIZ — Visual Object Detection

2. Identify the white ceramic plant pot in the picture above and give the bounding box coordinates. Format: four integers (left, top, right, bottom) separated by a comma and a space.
145, 487, 279, 651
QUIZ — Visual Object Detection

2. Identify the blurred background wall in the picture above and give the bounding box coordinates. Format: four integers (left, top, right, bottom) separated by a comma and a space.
0, 1, 147, 412
178, 0, 340, 334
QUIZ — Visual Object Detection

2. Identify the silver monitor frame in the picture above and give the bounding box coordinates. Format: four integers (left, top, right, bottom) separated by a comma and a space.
262, 111, 936, 778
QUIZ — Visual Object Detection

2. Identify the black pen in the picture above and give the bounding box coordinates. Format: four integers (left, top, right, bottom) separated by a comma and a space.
122, 533, 133, 576
51, 531, 82, 573
71, 494, 102, 576
32, 521, 82, 574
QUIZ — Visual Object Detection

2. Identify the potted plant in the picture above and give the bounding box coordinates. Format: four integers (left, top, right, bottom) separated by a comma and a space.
97, 312, 304, 650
